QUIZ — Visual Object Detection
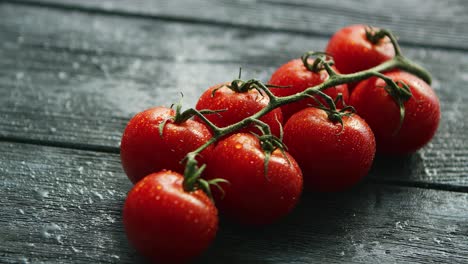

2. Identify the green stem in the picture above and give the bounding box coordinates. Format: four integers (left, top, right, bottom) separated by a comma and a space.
394, 56, 432, 85
364, 27, 431, 84
366, 28, 402, 56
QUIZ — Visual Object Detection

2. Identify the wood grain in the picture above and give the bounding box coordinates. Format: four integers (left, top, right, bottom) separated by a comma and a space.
10, 0, 468, 51
0, 142, 467, 263
1, 2, 466, 264
0, 4, 466, 189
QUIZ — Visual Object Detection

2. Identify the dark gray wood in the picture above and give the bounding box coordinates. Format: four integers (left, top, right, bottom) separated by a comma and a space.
1, 142, 467, 263
0, 1, 467, 263
11, 0, 468, 51
0, 142, 137, 263
0, 4, 466, 189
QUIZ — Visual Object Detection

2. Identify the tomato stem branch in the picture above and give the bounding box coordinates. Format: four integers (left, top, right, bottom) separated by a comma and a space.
181, 29, 432, 195
366, 27, 402, 57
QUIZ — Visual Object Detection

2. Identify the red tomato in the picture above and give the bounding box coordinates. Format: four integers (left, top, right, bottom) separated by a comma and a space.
326, 24, 395, 75
120, 107, 214, 184
205, 133, 303, 225
283, 108, 375, 192
268, 58, 349, 121
349, 71, 440, 154
195, 83, 283, 137
123, 171, 218, 263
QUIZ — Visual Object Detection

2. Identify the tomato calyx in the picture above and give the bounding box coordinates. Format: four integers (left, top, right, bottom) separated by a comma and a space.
365, 26, 388, 45
324, 107, 356, 132
370, 72, 413, 135
212, 70, 288, 96
151, 96, 229, 199
211, 69, 256, 94
227, 79, 255, 93
250, 118, 290, 178
383, 79, 413, 135
364, 26, 402, 57
301, 51, 336, 74
305, 88, 356, 133
157, 95, 225, 137
223, 79, 287, 96
257, 133, 289, 179
221, 69, 285, 94
183, 152, 229, 199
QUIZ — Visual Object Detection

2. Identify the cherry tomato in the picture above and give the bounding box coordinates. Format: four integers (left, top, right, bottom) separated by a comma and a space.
326, 24, 395, 75
195, 83, 283, 137
121, 106, 214, 184
123, 171, 218, 263
349, 71, 440, 154
283, 108, 375, 192
205, 133, 303, 225
268, 58, 349, 121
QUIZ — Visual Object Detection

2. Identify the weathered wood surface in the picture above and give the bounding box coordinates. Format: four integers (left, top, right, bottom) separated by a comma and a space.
0, 1, 467, 263
0, 3, 466, 190
1, 142, 467, 264
11, 0, 468, 51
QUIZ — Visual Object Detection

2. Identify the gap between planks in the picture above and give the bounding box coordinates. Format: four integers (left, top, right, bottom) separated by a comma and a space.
1, 137, 467, 194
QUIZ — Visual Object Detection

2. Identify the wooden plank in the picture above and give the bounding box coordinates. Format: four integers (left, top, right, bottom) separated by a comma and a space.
11, 0, 468, 51
0, 4, 467, 189
0, 142, 136, 263
0, 142, 467, 263
7, 4, 468, 191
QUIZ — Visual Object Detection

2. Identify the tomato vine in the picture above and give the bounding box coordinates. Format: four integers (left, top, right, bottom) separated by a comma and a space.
165, 29, 432, 196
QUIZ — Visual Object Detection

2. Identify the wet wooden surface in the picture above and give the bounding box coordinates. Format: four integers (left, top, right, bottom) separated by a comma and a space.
0, 1, 467, 263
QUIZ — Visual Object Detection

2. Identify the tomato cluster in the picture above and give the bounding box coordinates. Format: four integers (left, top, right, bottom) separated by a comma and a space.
119, 24, 440, 263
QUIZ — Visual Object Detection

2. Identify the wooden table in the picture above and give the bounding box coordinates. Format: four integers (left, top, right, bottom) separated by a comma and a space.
1, 1, 467, 263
